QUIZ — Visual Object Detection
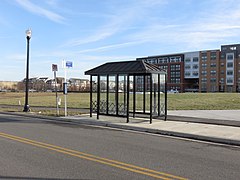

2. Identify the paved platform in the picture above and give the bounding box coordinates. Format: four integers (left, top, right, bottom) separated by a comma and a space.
62, 110, 240, 146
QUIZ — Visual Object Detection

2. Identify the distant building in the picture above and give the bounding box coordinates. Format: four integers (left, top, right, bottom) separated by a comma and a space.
69, 78, 90, 91
18, 77, 89, 92
136, 43, 240, 93
137, 53, 185, 92
0, 81, 18, 91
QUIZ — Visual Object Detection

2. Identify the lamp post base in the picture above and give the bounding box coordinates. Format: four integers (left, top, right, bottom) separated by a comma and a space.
23, 105, 30, 112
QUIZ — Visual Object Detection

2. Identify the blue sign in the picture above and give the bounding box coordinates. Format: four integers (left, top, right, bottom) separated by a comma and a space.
66, 61, 73, 68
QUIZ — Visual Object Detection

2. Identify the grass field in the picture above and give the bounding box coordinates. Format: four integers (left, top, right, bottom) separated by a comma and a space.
0, 92, 239, 115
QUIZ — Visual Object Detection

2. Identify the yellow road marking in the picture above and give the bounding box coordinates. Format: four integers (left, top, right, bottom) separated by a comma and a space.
0, 132, 187, 180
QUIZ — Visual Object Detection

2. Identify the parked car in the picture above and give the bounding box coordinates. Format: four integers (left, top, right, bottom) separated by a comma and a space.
167, 89, 179, 93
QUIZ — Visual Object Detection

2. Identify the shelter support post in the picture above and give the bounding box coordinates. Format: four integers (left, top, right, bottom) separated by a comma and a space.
106, 75, 109, 115
150, 74, 153, 124
133, 75, 136, 118
165, 75, 167, 121
97, 75, 100, 119
90, 75, 93, 117
127, 75, 130, 123
143, 75, 146, 113
158, 74, 160, 117
116, 74, 119, 116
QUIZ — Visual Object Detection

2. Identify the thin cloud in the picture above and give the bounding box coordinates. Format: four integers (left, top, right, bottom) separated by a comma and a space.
64, 0, 166, 47
77, 41, 144, 53
15, 0, 65, 24
126, 0, 240, 51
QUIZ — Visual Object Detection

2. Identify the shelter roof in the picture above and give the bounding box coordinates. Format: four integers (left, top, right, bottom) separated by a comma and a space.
85, 60, 166, 75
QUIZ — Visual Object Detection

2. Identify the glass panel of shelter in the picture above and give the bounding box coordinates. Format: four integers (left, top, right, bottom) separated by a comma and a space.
128, 76, 134, 115
100, 75, 107, 113
108, 75, 116, 115
91, 76, 98, 113
145, 75, 151, 114
152, 74, 159, 116
135, 75, 144, 113
118, 75, 127, 116
160, 74, 166, 116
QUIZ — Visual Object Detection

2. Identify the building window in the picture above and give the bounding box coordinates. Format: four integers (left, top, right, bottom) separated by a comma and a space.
210, 70, 216, 76
227, 71, 233, 75
220, 78, 224, 83
175, 56, 181, 62
159, 65, 168, 70
171, 78, 176, 83
193, 64, 199, 69
193, 57, 199, 62
176, 71, 181, 77
221, 70, 224, 75
221, 63, 224, 67
210, 63, 216, 68
185, 58, 191, 62
227, 54, 233, 60
171, 65, 176, 70
171, 72, 176, 77
227, 78, 233, 83
202, 63, 207, 69
210, 78, 216, 83
176, 78, 180, 84
210, 52, 216, 60
185, 65, 191, 69
221, 54, 225, 59
201, 53, 207, 61
158, 57, 168, 63
148, 58, 157, 64
201, 71, 207, 76
201, 78, 207, 83
193, 72, 199, 76
230, 46, 236, 50
170, 57, 181, 63
185, 72, 190, 76
227, 62, 233, 68
175, 64, 181, 70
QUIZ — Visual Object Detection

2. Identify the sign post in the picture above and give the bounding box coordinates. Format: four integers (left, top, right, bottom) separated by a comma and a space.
62, 60, 73, 117
52, 64, 59, 116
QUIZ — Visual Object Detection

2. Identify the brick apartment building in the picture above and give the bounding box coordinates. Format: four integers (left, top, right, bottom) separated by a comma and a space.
136, 43, 240, 93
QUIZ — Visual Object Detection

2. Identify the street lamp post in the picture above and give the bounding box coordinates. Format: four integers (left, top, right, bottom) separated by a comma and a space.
23, 29, 32, 112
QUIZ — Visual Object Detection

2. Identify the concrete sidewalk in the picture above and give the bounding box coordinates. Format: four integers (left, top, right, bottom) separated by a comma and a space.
62, 110, 240, 146
167, 110, 240, 127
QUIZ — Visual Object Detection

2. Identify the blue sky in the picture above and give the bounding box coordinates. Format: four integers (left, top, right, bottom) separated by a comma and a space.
1, 0, 240, 81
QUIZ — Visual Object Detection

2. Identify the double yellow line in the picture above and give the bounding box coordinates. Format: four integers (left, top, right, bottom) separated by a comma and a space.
0, 132, 187, 180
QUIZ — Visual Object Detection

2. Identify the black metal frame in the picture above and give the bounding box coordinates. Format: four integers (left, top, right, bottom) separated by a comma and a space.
89, 72, 167, 124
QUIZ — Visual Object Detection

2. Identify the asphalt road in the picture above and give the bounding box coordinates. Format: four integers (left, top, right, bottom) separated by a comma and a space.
0, 113, 239, 180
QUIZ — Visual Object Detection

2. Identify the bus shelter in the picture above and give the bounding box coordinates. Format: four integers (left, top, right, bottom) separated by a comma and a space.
85, 60, 167, 123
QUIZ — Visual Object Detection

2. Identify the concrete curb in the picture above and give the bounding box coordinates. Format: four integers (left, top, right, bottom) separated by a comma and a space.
167, 115, 240, 127
1, 112, 240, 147
105, 124, 240, 146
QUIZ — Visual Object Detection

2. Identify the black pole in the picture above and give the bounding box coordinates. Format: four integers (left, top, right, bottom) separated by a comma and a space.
23, 36, 30, 112
143, 75, 146, 113
97, 75, 100, 119
158, 74, 160, 117
106, 75, 109, 115
116, 75, 119, 116
126, 75, 130, 123
133, 75, 136, 118
150, 74, 153, 124
165, 74, 167, 121
90, 75, 93, 117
